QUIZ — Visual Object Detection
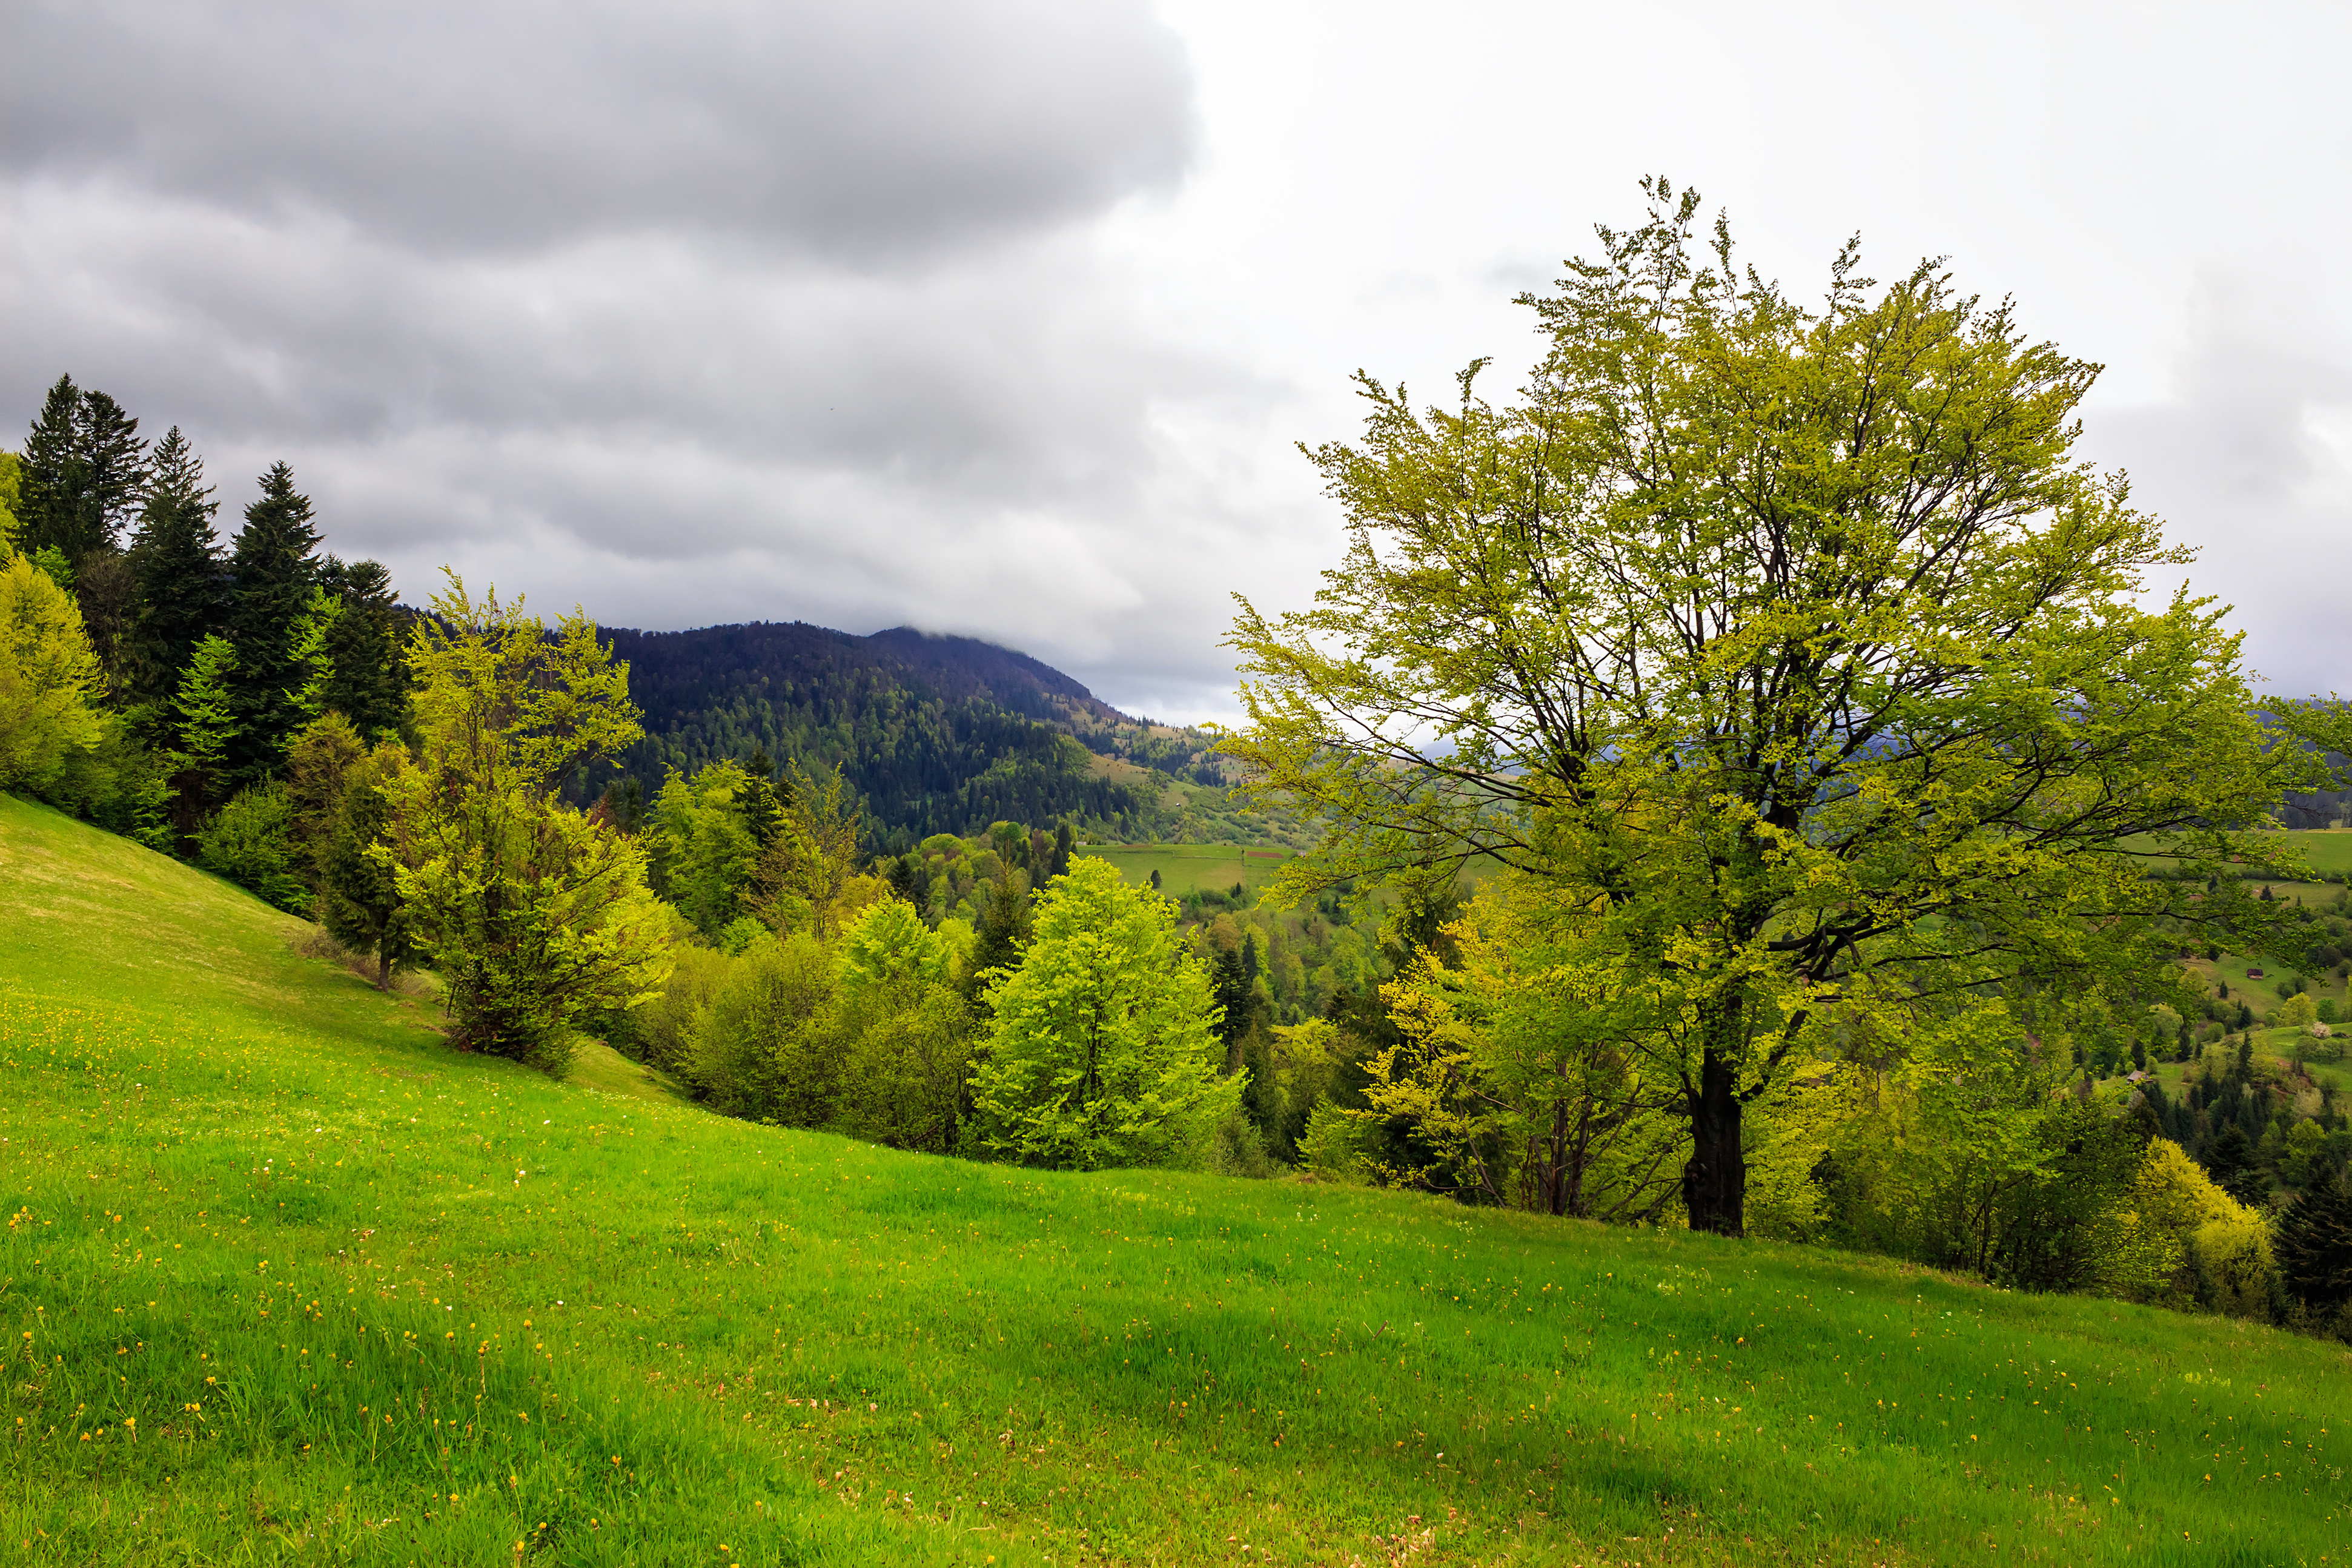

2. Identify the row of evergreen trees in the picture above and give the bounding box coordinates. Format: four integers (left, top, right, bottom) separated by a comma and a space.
7, 373, 408, 844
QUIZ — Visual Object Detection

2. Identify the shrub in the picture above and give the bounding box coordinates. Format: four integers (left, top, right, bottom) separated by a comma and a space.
1297, 1102, 1373, 1185
684, 934, 841, 1123
197, 782, 314, 915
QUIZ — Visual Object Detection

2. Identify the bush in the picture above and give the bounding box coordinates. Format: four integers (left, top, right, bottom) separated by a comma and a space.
1297, 1102, 1373, 1185
197, 783, 314, 915
684, 934, 841, 1123
626, 939, 732, 1073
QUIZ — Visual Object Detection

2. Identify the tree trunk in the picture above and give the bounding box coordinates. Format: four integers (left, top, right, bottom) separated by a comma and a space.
376, 947, 391, 991
1682, 1049, 1745, 1236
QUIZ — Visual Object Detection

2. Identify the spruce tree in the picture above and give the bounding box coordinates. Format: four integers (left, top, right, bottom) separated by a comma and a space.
127, 427, 228, 707
18, 377, 148, 564
223, 462, 322, 786
317, 555, 408, 739
2276, 1169, 2352, 1312
17, 377, 82, 560
741, 746, 786, 849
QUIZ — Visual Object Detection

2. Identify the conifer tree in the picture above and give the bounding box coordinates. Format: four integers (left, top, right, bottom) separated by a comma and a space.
17, 378, 82, 561
317, 556, 408, 739
167, 633, 240, 840
127, 427, 227, 706
2276, 1169, 2352, 1313
19, 377, 147, 564
223, 462, 322, 785
741, 746, 786, 849
321, 748, 416, 990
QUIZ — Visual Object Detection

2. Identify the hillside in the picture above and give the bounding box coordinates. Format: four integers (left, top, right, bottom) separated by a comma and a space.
2, 791, 2345, 1565
602, 621, 1235, 850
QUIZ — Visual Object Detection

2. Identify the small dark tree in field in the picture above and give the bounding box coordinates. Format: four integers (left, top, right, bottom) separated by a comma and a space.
1225, 179, 2312, 1236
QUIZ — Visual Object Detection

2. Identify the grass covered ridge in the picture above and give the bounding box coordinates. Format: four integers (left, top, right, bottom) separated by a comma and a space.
2, 792, 2347, 1565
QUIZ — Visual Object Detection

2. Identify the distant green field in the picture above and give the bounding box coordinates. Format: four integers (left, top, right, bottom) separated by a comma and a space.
2279, 829, 2352, 875
5, 793, 2349, 1564
1076, 841, 1295, 899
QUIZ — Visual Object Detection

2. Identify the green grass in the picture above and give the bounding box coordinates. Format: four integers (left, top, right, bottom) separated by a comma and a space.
4, 793, 2348, 1565
1075, 842, 1295, 899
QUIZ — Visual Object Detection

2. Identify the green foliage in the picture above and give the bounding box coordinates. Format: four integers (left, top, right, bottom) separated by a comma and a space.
645, 758, 763, 937
0, 551, 110, 796
1225, 179, 2306, 1234
317, 746, 416, 990
317, 555, 408, 740
623, 936, 730, 1074
13, 788, 2352, 1566
969, 857, 1237, 1169
383, 573, 671, 1071
196, 781, 313, 914
2276, 1169, 2352, 1314
164, 632, 239, 829
684, 932, 841, 1123
0, 446, 21, 554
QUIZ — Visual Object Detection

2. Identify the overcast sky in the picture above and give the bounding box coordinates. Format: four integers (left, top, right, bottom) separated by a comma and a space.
5, 0, 2348, 721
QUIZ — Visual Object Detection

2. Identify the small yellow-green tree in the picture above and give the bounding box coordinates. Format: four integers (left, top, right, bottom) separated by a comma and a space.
0, 551, 109, 794
382, 574, 671, 1070
969, 857, 1236, 1169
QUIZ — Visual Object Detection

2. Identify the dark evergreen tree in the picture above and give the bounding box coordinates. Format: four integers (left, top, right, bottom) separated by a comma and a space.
19, 377, 147, 564
317, 555, 408, 738
320, 760, 416, 991
223, 463, 323, 786
968, 863, 1032, 997
741, 746, 786, 849
18, 376, 81, 557
2276, 1170, 2352, 1313
127, 427, 228, 707
2202, 1123, 2268, 1206
1050, 819, 1074, 879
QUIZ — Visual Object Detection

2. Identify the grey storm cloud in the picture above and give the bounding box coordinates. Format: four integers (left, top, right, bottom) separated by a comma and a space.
0, 0, 1277, 716
0, 0, 1196, 260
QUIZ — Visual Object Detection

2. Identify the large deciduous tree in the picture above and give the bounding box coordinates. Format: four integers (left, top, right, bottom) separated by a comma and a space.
1224, 180, 2305, 1236
382, 574, 671, 1070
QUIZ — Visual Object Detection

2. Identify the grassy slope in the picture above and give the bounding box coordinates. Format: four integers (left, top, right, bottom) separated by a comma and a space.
2, 795, 2345, 1567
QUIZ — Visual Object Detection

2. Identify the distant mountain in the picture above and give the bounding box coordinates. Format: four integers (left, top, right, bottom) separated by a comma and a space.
599, 621, 1224, 851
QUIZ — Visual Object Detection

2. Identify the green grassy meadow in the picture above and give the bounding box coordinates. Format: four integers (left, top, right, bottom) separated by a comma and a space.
4, 793, 2350, 1565
1075, 842, 1294, 899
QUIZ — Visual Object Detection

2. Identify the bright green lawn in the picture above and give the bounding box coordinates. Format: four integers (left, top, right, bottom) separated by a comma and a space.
1075, 842, 1294, 900
4, 793, 2348, 1566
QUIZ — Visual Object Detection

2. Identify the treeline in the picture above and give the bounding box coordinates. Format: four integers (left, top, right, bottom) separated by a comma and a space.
0, 375, 406, 890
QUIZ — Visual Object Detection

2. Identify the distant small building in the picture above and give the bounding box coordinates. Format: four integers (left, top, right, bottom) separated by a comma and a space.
2247, 968, 2265, 979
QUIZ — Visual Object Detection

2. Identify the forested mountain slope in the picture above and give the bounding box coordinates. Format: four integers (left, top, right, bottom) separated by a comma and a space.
601, 621, 1224, 849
